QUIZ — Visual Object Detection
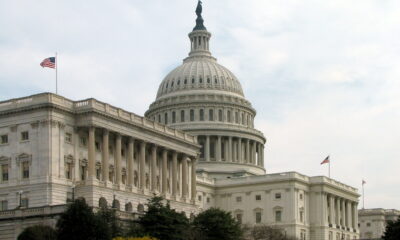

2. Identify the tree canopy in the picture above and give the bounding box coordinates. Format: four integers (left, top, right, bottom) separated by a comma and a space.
17, 225, 57, 240
192, 207, 243, 240
382, 217, 400, 240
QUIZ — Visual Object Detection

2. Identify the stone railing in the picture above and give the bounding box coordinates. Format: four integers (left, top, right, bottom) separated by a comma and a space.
310, 176, 358, 193
214, 171, 310, 186
0, 93, 196, 144
0, 205, 66, 220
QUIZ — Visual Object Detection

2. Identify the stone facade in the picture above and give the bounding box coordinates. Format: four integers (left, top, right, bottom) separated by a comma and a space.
358, 208, 400, 239
0, 93, 199, 239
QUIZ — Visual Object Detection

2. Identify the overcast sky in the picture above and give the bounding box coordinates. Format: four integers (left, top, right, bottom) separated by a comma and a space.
1, 0, 399, 210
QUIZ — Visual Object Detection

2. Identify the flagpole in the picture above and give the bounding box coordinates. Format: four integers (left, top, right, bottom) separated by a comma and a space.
362, 182, 365, 209
328, 161, 331, 178
55, 52, 58, 94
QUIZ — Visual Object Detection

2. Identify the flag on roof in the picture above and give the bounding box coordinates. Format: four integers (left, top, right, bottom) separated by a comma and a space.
320, 155, 330, 165
40, 57, 56, 69
362, 179, 366, 185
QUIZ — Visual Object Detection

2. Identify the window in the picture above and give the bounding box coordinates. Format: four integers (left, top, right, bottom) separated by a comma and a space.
21, 198, 29, 208
242, 113, 245, 125
366, 222, 371, 227
235, 112, 239, 123
300, 193, 303, 200
95, 141, 101, 151
200, 142, 205, 159
190, 109, 195, 121
275, 210, 282, 222
22, 162, 29, 179
65, 163, 72, 179
198, 195, 202, 201
80, 137, 87, 146
200, 109, 204, 121
199, 77, 203, 83
209, 109, 214, 121
236, 196, 242, 202
255, 195, 261, 201
236, 213, 242, 224
218, 110, 223, 121
300, 210, 304, 222
158, 114, 161, 123
96, 168, 101, 180
164, 113, 168, 124
81, 166, 86, 180
172, 111, 176, 123
0, 200, 7, 211
275, 193, 282, 199
181, 110, 185, 122
1, 165, 8, 181
21, 131, 29, 141
207, 197, 210, 203
121, 149, 125, 156
65, 133, 72, 143
227, 111, 231, 122
207, 77, 210, 83
0, 135, 8, 144
301, 230, 306, 240
256, 212, 262, 223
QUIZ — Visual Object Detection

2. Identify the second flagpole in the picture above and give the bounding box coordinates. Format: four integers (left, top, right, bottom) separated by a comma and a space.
55, 52, 58, 94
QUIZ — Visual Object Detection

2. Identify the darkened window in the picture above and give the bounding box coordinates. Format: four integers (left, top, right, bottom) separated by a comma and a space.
275, 210, 282, 222
22, 162, 29, 179
255, 195, 261, 201
235, 112, 239, 124
0, 200, 8, 211
190, 109, 195, 121
0, 135, 8, 144
210, 141, 215, 158
80, 137, 87, 146
256, 212, 262, 223
158, 114, 161, 123
218, 110, 223, 121
275, 193, 282, 199
1, 164, 8, 181
192, 78, 195, 83
21, 131, 29, 141
200, 109, 204, 121
227, 111, 231, 122
207, 77, 210, 83
236, 214, 242, 223
177, 80, 180, 85
181, 110, 185, 122
65, 133, 72, 143
236, 196, 242, 202
21, 198, 29, 208
200, 142, 205, 159
207, 197, 210, 203
164, 113, 168, 124
198, 195, 202, 201
242, 113, 245, 125
209, 109, 214, 121
172, 111, 176, 123
199, 77, 203, 83
184, 79, 187, 84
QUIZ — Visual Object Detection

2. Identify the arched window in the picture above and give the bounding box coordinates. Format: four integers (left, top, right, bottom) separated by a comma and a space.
207, 77, 210, 83
166, 83, 169, 89
200, 109, 204, 121
209, 109, 214, 121
199, 77, 203, 83
181, 110, 185, 122
184, 78, 187, 84
172, 111, 176, 123
112, 199, 120, 210
171, 81, 174, 87
190, 109, 195, 121
137, 203, 145, 213
99, 197, 108, 209
218, 109, 223, 122
214, 76, 218, 84
227, 110, 231, 122
192, 77, 195, 83
177, 80, 180, 85
125, 202, 133, 212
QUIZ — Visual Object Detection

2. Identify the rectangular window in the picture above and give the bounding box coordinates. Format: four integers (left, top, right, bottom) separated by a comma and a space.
0, 135, 8, 144
236, 196, 242, 202
121, 149, 125, 156
209, 109, 214, 121
207, 197, 210, 203
158, 114, 161, 123
172, 111, 176, 123
300, 211, 304, 222
275, 210, 282, 222
81, 166, 86, 180
181, 110, 185, 122
242, 113, 245, 125
190, 109, 195, 121
96, 168, 101, 180
21, 131, 29, 141
2, 165, 8, 181
227, 111, 231, 122
95, 141, 101, 151
21, 198, 29, 208
200, 142, 205, 159
80, 137, 87, 146
0, 200, 8, 211
256, 212, 262, 223
65, 133, 72, 143
235, 112, 239, 123
164, 113, 168, 124
255, 195, 261, 201
275, 193, 281, 199
198, 195, 202, 201
218, 110, 223, 121
65, 163, 72, 179
300, 193, 303, 200
200, 109, 204, 121
236, 214, 242, 224
22, 162, 29, 179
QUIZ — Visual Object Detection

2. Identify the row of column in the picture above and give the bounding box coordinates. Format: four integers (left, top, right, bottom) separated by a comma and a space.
201, 135, 264, 166
327, 194, 358, 230
87, 127, 197, 201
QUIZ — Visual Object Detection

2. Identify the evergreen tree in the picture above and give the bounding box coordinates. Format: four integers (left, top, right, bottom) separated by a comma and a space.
192, 207, 243, 240
56, 198, 111, 240
17, 225, 57, 240
382, 217, 400, 240
138, 196, 189, 240
96, 206, 123, 238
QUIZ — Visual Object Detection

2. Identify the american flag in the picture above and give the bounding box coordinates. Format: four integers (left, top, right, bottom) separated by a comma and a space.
40, 57, 56, 69
362, 179, 366, 185
320, 155, 330, 165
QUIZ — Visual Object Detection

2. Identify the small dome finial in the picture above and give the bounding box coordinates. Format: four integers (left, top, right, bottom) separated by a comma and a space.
193, 0, 206, 31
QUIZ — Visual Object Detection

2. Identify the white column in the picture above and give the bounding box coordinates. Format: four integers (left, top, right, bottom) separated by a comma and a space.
205, 136, 210, 161
101, 129, 109, 182
347, 201, 352, 229
191, 157, 197, 202
151, 145, 157, 192
354, 203, 359, 230
341, 199, 346, 228
228, 136, 232, 162
115, 133, 122, 185
140, 141, 146, 191
88, 127, 95, 179
246, 139, 250, 163
172, 152, 178, 199
336, 198, 340, 226
330, 195, 335, 226
127, 137, 134, 186
216, 136, 222, 161
162, 149, 168, 195
238, 138, 242, 163
232, 138, 237, 162
182, 156, 188, 199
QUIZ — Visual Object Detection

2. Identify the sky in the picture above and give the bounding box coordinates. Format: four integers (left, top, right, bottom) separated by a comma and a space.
0, 0, 399, 210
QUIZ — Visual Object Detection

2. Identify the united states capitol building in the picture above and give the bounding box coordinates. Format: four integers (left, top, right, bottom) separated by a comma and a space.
0, 2, 360, 240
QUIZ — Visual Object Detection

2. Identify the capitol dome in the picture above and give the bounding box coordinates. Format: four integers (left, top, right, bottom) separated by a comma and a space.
146, 1, 266, 178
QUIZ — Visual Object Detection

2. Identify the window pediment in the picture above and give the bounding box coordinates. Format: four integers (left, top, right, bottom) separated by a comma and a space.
273, 206, 283, 210
64, 155, 74, 164
17, 153, 32, 165
79, 159, 88, 167
0, 156, 11, 164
